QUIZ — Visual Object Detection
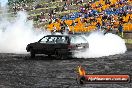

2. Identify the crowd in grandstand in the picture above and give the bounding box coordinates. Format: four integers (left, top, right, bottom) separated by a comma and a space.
10, 0, 132, 37
46, 0, 131, 37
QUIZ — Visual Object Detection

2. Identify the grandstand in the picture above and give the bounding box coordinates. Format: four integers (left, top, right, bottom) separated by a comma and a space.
7, 0, 132, 35
0, 0, 131, 48
7, 0, 132, 32
44, 0, 132, 32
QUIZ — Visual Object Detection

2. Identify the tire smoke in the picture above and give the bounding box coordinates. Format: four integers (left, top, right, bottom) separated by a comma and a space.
73, 31, 127, 58
0, 0, 8, 7
0, 1, 127, 56
0, 11, 50, 53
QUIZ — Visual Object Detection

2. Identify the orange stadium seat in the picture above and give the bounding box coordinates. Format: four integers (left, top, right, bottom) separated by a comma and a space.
102, 5, 107, 10
130, 14, 132, 19
99, 0, 105, 5
95, 1, 100, 6
69, 26, 74, 32
75, 17, 81, 23
96, 17, 102, 25
91, 3, 96, 8
45, 0, 131, 32
86, 26, 90, 31
110, 0, 117, 4
83, 27, 87, 32
64, 20, 73, 26
54, 22, 61, 30
74, 26, 79, 32
129, 24, 132, 31
47, 23, 54, 31
123, 24, 132, 31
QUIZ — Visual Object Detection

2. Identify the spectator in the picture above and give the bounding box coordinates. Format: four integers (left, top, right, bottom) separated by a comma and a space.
96, 22, 101, 30
65, 24, 70, 34
118, 22, 124, 37
60, 21, 66, 33
13, 0, 130, 32
40, 12, 46, 22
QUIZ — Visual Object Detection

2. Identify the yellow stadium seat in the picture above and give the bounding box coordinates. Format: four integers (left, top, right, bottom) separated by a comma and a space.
83, 27, 87, 32
123, 24, 130, 31
65, 20, 73, 26
129, 24, 132, 31
47, 23, 54, 31
75, 17, 81, 23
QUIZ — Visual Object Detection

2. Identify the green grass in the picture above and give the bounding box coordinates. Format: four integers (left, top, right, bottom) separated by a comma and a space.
29, 0, 86, 14
124, 39, 132, 44
30, 1, 62, 12
30, 5, 58, 12
39, 1, 61, 5
29, 9, 78, 17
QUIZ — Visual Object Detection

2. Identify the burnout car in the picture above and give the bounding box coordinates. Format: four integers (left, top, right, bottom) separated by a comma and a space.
26, 35, 89, 59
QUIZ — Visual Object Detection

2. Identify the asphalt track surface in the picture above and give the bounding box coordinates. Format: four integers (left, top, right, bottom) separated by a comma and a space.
0, 51, 132, 88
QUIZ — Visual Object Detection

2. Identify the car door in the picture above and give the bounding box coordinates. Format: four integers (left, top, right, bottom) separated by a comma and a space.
55, 36, 69, 50
37, 36, 49, 53
45, 37, 57, 53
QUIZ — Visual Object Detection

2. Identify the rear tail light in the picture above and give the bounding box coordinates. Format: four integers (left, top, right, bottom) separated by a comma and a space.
68, 45, 74, 49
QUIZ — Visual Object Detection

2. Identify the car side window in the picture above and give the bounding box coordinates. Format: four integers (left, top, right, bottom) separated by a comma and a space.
56, 37, 63, 43
76, 36, 88, 43
39, 36, 68, 44
56, 37, 67, 44
40, 37, 48, 43
70, 37, 75, 44
47, 37, 56, 44
71, 36, 87, 44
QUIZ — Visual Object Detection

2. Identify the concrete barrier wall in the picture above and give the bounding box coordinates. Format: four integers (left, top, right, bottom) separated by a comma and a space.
124, 32, 132, 50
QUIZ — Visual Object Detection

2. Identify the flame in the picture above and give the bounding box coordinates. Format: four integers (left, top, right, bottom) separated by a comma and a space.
78, 65, 86, 76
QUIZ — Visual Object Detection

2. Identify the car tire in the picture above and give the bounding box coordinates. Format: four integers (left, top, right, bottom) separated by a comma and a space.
58, 54, 64, 59
55, 50, 68, 59
58, 54, 65, 59
57, 53, 68, 59
30, 48, 35, 58
55, 51, 64, 59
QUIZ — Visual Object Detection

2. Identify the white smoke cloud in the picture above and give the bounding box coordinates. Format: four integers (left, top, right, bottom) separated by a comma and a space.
0, 9, 127, 56
0, 1, 127, 57
73, 31, 127, 58
0, 11, 50, 53
0, 0, 8, 7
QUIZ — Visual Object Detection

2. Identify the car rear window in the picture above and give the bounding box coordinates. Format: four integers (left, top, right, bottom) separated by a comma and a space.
70, 36, 88, 44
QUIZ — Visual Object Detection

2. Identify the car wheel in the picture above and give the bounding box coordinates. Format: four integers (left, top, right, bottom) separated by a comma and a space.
30, 48, 35, 58
57, 53, 68, 59
58, 54, 64, 59
55, 52, 63, 59
55, 50, 68, 59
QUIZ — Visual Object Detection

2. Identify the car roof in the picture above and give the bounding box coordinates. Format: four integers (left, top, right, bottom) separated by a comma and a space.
45, 34, 82, 37
45, 35, 68, 37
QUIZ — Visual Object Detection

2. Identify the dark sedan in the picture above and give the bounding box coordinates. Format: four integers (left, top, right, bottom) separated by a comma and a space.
26, 35, 89, 59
